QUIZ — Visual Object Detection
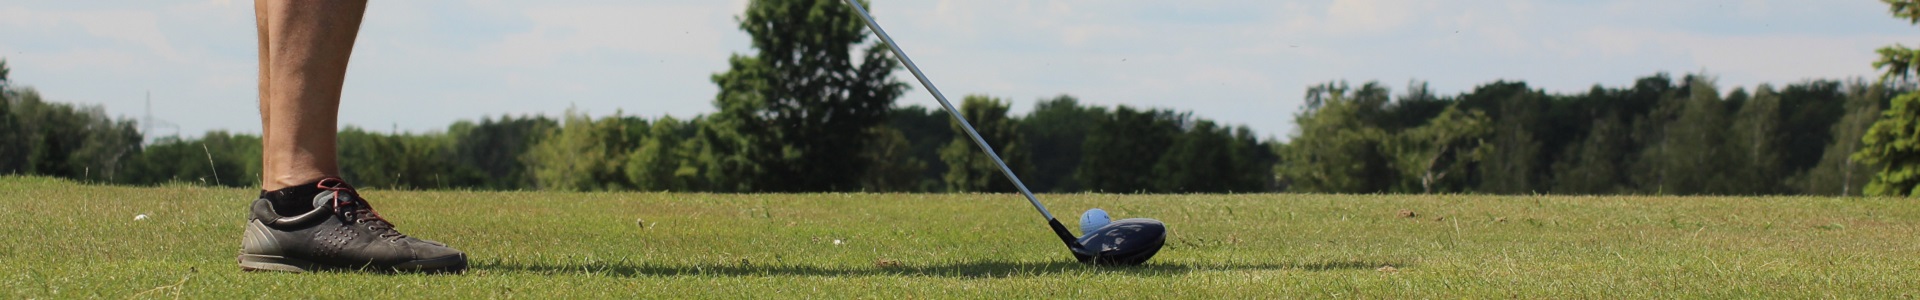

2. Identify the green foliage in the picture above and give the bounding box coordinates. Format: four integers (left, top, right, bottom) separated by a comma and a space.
337, 127, 478, 190
1549, 113, 1628, 194
449, 115, 557, 190
938, 95, 1028, 192
699, 0, 908, 192
1858, 0, 1920, 196
1387, 105, 1491, 193
886, 105, 955, 191
528, 109, 643, 191
1856, 92, 1920, 196
120, 132, 261, 187
1152, 121, 1276, 193
1775, 81, 1850, 174
1020, 95, 1105, 192
1798, 82, 1885, 196
1474, 83, 1547, 194
1626, 79, 1691, 194
1279, 81, 1393, 193
1078, 106, 1184, 193
1892, 0, 1920, 22
858, 124, 926, 192
1874, 44, 1919, 82
0, 92, 21, 174
1275, 74, 1890, 196
624, 116, 702, 191
1878, 0, 1920, 81
1634, 78, 1741, 195
0, 88, 143, 182
1731, 85, 1788, 194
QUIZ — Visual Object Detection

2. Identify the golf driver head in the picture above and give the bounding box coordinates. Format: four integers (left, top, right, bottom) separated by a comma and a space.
1073, 218, 1167, 266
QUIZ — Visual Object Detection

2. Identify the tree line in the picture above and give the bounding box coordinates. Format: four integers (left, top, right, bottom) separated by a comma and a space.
8, 0, 1920, 196
5, 54, 1908, 196
1281, 76, 1904, 196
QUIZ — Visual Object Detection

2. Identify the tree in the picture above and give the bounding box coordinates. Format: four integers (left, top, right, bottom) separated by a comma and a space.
1730, 85, 1787, 194
0, 60, 21, 174
449, 115, 557, 190
337, 127, 475, 190
1278, 81, 1394, 193
859, 124, 925, 192
0, 58, 10, 89
1020, 95, 1105, 192
1152, 120, 1232, 193
1775, 80, 1849, 175
1801, 81, 1885, 195
0, 88, 142, 181
526, 109, 641, 191
1623, 76, 1747, 195
939, 95, 1028, 192
1661, 78, 1739, 194
1627, 77, 1693, 194
886, 105, 954, 191
70, 105, 142, 183
1550, 113, 1628, 194
625, 116, 701, 191
120, 132, 262, 187
1079, 105, 1184, 193
1474, 83, 1546, 194
1857, 0, 1920, 196
1388, 105, 1491, 193
1152, 120, 1276, 193
698, 0, 908, 192
1857, 91, 1920, 196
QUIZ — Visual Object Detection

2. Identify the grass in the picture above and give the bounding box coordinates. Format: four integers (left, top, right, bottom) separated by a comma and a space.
3, 176, 1917, 298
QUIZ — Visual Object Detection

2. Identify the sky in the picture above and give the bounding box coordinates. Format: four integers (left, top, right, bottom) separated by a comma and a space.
2, 0, 1917, 141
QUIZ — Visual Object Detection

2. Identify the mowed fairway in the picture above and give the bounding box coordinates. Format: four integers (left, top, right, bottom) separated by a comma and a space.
3, 176, 1917, 298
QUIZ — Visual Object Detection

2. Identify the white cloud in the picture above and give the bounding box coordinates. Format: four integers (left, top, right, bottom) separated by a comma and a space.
1324, 0, 1418, 34
0, 7, 185, 62
470, 4, 731, 67
1580, 29, 1898, 85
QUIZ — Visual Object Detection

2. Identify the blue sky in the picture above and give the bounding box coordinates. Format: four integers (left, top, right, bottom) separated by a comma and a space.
2, 0, 1916, 140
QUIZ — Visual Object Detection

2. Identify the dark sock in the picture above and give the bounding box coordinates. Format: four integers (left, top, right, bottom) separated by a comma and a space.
260, 181, 326, 216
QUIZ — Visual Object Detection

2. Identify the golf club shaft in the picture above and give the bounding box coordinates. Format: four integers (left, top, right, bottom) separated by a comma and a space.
841, 1, 1059, 222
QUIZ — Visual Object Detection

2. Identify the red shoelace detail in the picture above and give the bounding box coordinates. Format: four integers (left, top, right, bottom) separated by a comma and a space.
316, 178, 407, 240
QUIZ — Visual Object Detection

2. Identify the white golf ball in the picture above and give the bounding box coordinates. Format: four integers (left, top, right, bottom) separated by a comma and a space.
134, 214, 149, 221
833, 239, 844, 245
1079, 208, 1111, 235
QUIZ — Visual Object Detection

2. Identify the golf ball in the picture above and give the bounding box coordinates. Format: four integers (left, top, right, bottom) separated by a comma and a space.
134, 214, 148, 221
1079, 208, 1111, 235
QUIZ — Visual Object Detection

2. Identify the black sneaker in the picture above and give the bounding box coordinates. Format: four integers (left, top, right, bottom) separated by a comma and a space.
237, 178, 467, 273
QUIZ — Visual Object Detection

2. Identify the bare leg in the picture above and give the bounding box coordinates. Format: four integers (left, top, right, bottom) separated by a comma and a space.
257, 0, 366, 190
256, 0, 272, 185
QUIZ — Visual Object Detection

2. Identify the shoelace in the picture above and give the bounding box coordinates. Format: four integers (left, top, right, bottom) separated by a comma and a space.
317, 178, 408, 241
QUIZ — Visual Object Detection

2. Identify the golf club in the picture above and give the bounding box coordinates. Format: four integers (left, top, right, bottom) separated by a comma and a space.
841, 0, 1166, 266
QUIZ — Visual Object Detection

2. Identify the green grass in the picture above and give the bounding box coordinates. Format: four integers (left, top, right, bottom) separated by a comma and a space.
3, 176, 1917, 298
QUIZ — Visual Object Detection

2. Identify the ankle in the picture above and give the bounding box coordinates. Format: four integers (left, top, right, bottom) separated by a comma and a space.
263, 172, 336, 191
260, 179, 328, 215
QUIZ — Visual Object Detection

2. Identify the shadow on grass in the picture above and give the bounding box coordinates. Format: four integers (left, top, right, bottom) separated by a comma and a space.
477, 260, 1393, 278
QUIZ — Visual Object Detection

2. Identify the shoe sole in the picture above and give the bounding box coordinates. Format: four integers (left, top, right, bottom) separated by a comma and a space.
239, 254, 468, 274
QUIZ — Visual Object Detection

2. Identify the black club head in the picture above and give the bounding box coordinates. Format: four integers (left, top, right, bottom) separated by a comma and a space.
1074, 218, 1167, 266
